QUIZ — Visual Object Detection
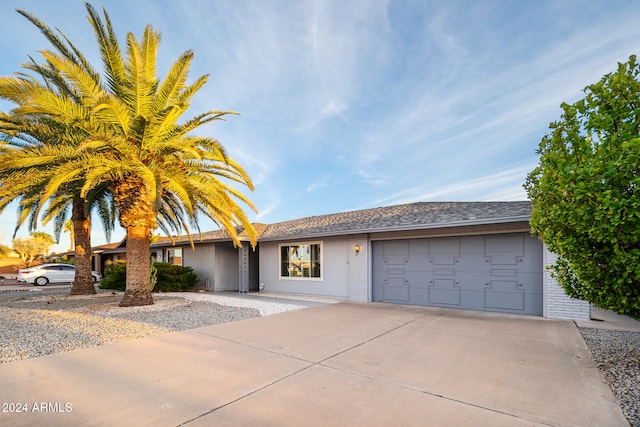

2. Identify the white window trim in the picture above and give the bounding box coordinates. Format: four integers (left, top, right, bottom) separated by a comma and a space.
166, 247, 183, 266
278, 241, 323, 281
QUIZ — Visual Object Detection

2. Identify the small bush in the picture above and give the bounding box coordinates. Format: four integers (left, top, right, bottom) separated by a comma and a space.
99, 261, 126, 291
99, 261, 197, 292
153, 262, 198, 292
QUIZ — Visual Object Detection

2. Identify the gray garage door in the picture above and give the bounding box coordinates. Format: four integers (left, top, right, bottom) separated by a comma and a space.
372, 233, 543, 315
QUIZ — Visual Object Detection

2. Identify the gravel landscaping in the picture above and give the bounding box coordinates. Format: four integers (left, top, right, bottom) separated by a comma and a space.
1, 287, 638, 426
579, 327, 640, 427
0, 288, 309, 364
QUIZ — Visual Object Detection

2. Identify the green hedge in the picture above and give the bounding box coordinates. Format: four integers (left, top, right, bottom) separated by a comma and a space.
99, 261, 198, 292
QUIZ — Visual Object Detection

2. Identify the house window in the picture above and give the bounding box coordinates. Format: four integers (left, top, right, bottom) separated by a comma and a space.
167, 248, 182, 266
280, 242, 321, 279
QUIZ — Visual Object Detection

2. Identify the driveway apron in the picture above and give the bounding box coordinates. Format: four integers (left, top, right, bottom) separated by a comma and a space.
0, 303, 627, 426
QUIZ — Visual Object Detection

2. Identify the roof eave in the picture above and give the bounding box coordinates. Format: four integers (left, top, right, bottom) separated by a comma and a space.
257, 215, 531, 242
151, 237, 233, 248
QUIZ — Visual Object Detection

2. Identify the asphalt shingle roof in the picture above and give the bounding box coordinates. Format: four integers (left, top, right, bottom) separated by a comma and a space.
151, 223, 269, 247
142, 201, 532, 247
152, 228, 237, 247
258, 201, 532, 241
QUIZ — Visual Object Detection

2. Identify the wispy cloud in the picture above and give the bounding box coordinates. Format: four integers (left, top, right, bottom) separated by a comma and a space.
307, 175, 330, 192
374, 164, 534, 206
2, 1, 640, 240
347, 1, 640, 201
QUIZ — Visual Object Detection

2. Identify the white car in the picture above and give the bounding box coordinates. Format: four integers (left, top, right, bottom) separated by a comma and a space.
17, 263, 102, 286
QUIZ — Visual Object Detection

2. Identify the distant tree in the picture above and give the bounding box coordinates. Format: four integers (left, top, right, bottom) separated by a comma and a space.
12, 232, 55, 267
63, 219, 75, 251
0, 244, 11, 256
525, 55, 640, 319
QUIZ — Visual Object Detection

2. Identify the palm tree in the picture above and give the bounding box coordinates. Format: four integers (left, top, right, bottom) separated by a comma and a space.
0, 3, 258, 306
63, 219, 74, 251
0, 115, 115, 295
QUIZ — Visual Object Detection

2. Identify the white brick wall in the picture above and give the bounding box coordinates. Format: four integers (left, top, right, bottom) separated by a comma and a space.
348, 235, 369, 302
543, 246, 591, 320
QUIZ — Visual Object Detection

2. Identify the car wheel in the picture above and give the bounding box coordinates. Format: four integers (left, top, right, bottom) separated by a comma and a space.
92, 275, 97, 283
34, 276, 49, 286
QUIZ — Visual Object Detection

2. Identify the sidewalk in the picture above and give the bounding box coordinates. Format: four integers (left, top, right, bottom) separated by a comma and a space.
576, 307, 640, 332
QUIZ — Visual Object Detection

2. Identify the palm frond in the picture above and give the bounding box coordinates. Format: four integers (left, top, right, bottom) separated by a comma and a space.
40, 50, 105, 104
85, 3, 126, 97
154, 51, 193, 112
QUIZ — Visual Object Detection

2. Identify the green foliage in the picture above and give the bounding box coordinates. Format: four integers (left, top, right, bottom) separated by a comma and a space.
150, 262, 158, 291
153, 263, 198, 292
100, 261, 198, 293
525, 55, 640, 319
99, 261, 127, 291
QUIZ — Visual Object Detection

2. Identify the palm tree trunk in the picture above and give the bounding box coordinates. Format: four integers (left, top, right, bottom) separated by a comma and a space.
114, 178, 156, 307
119, 225, 154, 306
69, 199, 96, 295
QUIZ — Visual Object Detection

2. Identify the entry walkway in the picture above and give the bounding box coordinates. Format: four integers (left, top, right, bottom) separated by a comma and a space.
0, 303, 628, 426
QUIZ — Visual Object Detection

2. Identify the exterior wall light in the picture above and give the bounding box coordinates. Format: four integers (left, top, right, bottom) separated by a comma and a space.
354, 244, 361, 255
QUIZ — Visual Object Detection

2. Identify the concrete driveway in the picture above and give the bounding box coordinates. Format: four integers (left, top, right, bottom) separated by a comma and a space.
0, 303, 627, 426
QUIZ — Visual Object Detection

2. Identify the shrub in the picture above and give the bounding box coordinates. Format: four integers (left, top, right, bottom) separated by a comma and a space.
99, 261, 198, 292
525, 55, 640, 319
99, 261, 126, 291
153, 262, 198, 292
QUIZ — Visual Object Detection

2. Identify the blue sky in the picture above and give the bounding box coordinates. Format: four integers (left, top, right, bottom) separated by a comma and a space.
1, 0, 639, 253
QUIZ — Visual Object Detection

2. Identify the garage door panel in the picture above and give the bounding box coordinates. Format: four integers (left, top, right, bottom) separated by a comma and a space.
404, 260, 431, 272
372, 234, 543, 316
489, 268, 518, 277
484, 280, 525, 310
371, 273, 387, 287
382, 241, 410, 266
428, 279, 461, 306
459, 291, 491, 311
405, 271, 429, 288
382, 277, 409, 302
523, 293, 543, 315
372, 284, 384, 302
450, 255, 490, 273
408, 239, 429, 254
409, 288, 429, 305
454, 273, 490, 292
512, 272, 543, 291
428, 237, 461, 265
485, 235, 525, 265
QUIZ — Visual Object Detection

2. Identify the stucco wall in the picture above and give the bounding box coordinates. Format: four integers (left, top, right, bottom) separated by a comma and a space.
215, 242, 239, 291
259, 237, 350, 299
164, 242, 240, 291
181, 243, 215, 290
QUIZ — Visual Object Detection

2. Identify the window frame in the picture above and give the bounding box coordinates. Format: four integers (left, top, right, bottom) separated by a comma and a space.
167, 248, 183, 266
278, 241, 323, 281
